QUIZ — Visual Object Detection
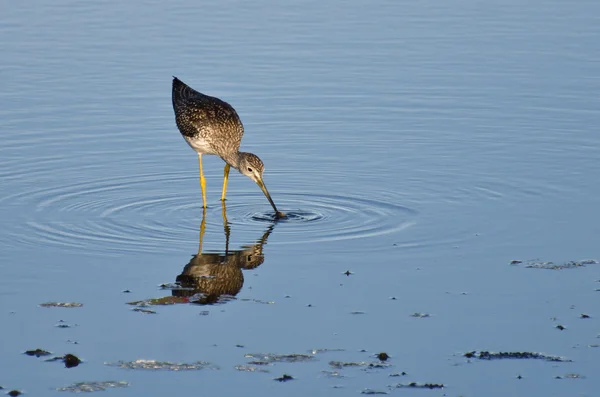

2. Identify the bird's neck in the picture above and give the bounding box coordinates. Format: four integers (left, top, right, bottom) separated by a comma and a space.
221, 152, 241, 170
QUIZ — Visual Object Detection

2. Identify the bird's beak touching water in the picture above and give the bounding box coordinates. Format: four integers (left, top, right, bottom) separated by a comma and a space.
256, 179, 285, 219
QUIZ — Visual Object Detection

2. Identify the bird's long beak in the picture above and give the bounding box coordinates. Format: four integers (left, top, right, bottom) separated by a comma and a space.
257, 180, 285, 218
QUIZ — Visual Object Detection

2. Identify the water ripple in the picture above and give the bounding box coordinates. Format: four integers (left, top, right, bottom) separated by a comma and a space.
0, 172, 415, 254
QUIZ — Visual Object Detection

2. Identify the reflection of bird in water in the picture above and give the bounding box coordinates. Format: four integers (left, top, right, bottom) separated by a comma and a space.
172, 77, 284, 218
172, 202, 275, 304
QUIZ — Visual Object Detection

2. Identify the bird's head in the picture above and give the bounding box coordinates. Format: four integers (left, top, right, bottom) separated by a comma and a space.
238, 152, 265, 184
238, 152, 284, 218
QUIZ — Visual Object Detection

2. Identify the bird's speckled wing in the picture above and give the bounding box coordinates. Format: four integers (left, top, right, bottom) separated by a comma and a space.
172, 77, 244, 155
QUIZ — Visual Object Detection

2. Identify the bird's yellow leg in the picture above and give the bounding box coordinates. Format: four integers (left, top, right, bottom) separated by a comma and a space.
221, 200, 231, 252
221, 163, 230, 201
221, 200, 229, 225
198, 153, 207, 208
198, 207, 207, 254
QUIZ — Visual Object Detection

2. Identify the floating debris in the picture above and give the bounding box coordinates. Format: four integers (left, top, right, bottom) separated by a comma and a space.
351, 311, 366, 315
274, 374, 294, 382
310, 348, 345, 354
580, 314, 590, 319
512, 259, 598, 270
390, 372, 407, 377
464, 351, 570, 362
122, 290, 131, 293
55, 320, 75, 328
329, 361, 392, 369
361, 389, 388, 394
410, 312, 430, 318
7, 390, 22, 396
39, 302, 83, 308
556, 325, 566, 331
45, 354, 82, 368
244, 353, 315, 363
127, 297, 189, 306
235, 365, 269, 373
392, 382, 444, 389
321, 370, 344, 378
509, 260, 522, 265
247, 361, 271, 366
64, 354, 81, 368
377, 352, 390, 361
56, 380, 129, 392
199, 311, 209, 316
25, 348, 51, 357
132, 307, 157, 314
239, 298, 274, 305
105, 359, 218, 371
343, 270, 353, 276
555, 373, 585, 379
329, 361, 364, 369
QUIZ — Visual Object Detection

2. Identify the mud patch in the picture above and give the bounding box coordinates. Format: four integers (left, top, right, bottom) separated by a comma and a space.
105, 359, 218, 371
392, 382, 444, 389
329, 361, 392, 369
510, 259, 598, 270
244, 353, 315, 363
39, 302, 83, 308
235, 365, 270, 373
56, 381, 129, 392
464, 351, 571, 362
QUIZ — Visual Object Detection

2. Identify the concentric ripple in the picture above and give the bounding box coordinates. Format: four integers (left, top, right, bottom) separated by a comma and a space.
0, 172, 415, 255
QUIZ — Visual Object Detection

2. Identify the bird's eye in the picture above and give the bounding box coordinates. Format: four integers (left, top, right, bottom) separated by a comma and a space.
247, 167, 253, 172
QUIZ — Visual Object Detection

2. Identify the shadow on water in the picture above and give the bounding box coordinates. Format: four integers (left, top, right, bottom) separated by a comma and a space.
127, 202, 276, 308
172, 203, 275, 304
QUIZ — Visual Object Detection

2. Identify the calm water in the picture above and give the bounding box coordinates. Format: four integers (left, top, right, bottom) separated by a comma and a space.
1, 0, 599, 395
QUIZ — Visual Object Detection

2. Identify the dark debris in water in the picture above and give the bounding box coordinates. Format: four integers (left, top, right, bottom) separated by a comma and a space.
464, 351, 571, 362
64, 353, 82, 368
511, 259, 598, 270
392, 382, 444, 389
56, 380, 129, 392
247, 361, 271, 366
7, 390, 22, 397
39, 302, 83, 308
25, 348, 52, 357
55, 320, 76, 328
105, 359, 218, 371
377, 352, 390, 361
244, 353, 315, 363
274, 374, 294, 382
45, 353, 82, 368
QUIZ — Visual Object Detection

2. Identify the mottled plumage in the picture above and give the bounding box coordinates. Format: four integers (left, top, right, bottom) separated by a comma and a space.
172, 77, 243, 163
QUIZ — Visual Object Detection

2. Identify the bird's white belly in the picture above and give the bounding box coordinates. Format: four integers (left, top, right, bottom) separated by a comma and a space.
184, 136, 217, 155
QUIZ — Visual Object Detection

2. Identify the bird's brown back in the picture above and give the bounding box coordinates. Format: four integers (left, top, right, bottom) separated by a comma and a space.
172, 77, 244, 155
